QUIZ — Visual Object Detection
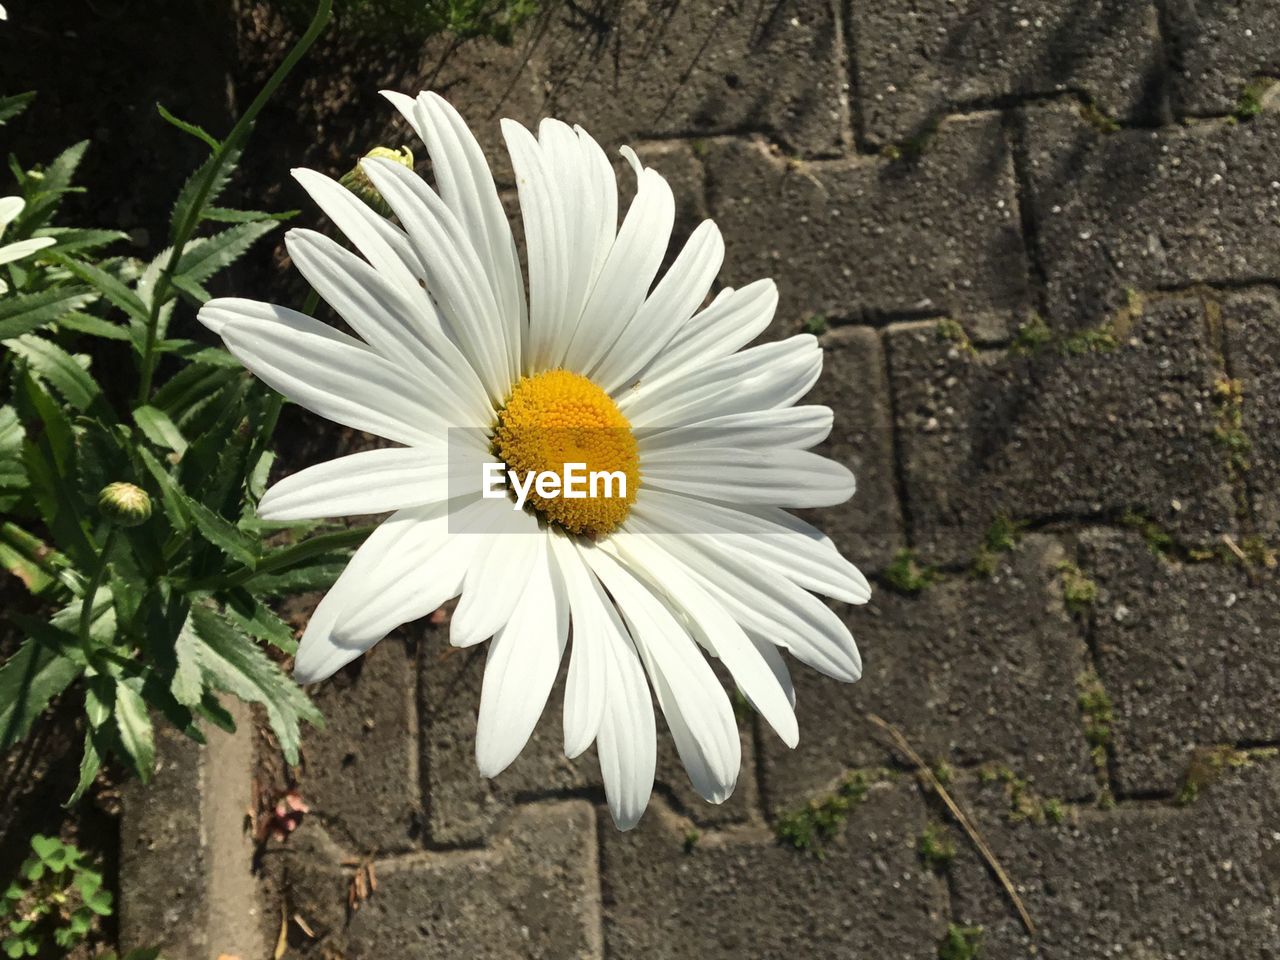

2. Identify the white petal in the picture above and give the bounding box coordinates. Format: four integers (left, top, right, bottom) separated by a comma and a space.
562, 165, 675, 375
258, 446, 455, 521
607, 533, 798, 748
583, 546, 740, 804
632, 278, 778, 386
290, 168, 436, 319
449, 508, 542, 647
631, 489, 871, 604
293, 510, 426, 682
0, 196, 24, 231
625, 519, 862, 683
641, 446, 856, 508
620, 334, 822, 429
0, 236, 55, 266
637, 406, 834, 454
548, 533, 612, 758
592, 219, 724, 393
201, 298, 444, 446
285, 228, 493, 426
474, 535, 570, 777
363, 158, 513, 402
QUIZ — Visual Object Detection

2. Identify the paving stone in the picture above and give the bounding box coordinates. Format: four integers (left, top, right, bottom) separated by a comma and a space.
1166, 0, 1280, 116
1024, 105, 1280, 329
853, 0, 1164, 146
1223, 290, 1280, 539
704, 114, 1030, 339
298, 636, 422, 855
601, 786, 947, 959
949, 761, 1280, 959
286, 801, 601, 959
887, 304, 1237, 566
418, 622, 759, 845
762, 535, 1095, 814
534, 0, 846, 156
799, 327, 905, 572
1082, 530, 1280, 795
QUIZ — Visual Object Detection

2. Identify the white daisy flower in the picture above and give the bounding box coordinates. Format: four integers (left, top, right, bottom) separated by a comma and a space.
199, 91, 869, 830
0, 196, 56, 292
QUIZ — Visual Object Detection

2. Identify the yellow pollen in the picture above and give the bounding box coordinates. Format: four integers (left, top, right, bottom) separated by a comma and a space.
493, 369, 639, 538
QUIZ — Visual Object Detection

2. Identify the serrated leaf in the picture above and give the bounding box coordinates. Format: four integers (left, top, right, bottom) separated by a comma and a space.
171, 624, 205, 707
244, 559, 347, 596
151, 363, 239, 418
0, 285, 97, 340
156, 103, 220, 150
224, 591, 298, 654
138, 447, 257, 563
170, 143, 242, 244
7, 335, 103, 413
31, 227, 127, 255
0, 407, 25, 491
67, 729, 102, 806
18, 141, 89, 229
55, 311, 133, 341
204, 205, 298, 223
50, 254, 150, 325
0, 92, 36, 126
188, 604, 320, 764
175, 221, 277, 288
0, 634, 83, 752
132, 405, 187, 456
113, 677, 155, 782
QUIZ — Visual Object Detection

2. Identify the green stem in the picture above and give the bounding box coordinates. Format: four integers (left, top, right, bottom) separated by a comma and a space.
78, 526, 117, 655
0, 521, 81, 597
135, 0, 333, 403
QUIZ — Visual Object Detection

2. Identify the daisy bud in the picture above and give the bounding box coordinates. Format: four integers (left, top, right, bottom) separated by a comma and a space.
338, 146, 414, 216
97, 482, 152, 528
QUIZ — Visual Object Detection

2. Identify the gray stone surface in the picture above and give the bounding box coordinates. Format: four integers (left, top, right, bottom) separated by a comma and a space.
1083, 530, 1280, 795
799, 327, 905, 571
949, 761, 1280, 959
888, 304, 1237, 566
1024, 105, 1280, 328
298, 636, 422, 855
287, 801, 601, 959
602, 786, 947, 959
761, 535, 1096, 813
1224, 290, 1280, 539
418, 622, 759, 846
853, 0, 1165, 145
1166, 0, 1280, 116
703, 113, 1031, 338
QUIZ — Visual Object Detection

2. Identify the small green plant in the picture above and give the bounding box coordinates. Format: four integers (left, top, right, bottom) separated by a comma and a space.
938, 923, 984, 960
917, 823, 955, 870
776, 770, 879, 856
802, 314, 829, 336
1010, 314, 1052, 354
932, 758, 955, 787
1234, 79, 1272, 121
1240, 535, 1278, 570
1121, 509, 1174, 557
1057, 561, 1097, 613
1079, 101, 1120, 134
1077, 671, 1113, 750
885, 549, 936, 594
936, 319, 976, 356
1212, 377, 1251, 476
682, 829, 701, 853
1059, 324, 1118, 355
972, 514, 1021, 577
1, 835, 111, 957
0, 6, 345, 797
1176, 745, 1275, 805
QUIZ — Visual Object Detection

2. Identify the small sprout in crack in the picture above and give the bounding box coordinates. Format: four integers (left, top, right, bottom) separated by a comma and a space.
803, 313, 829, 336
1234, 78, 1273, 122
1010, 314, 1052, 355
936, 318, 977, 356
682, 829, 701, 853
973, 514, 1022, 578
885, 549, 937, 595
776, 770, 880, 856
917, 823, 956, 871
1057, 561, 1097, 613
938, 924, 984, 960
1079, 100, 1121, 133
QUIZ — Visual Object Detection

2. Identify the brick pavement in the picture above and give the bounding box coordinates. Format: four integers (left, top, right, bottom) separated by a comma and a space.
236, 1, 1280, 957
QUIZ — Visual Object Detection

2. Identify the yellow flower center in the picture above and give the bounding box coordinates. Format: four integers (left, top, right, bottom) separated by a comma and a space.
493, 369, 639, 538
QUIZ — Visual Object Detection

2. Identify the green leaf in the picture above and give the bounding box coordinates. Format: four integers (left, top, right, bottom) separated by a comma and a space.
31, 227, 127, 255
132, 405, 187, 456
113, 677, 156, 782
19, 141, 89, 227
0, 285, 97, 340
156, 103, 220, 150
85, 888, 112, 916
188, 604, 320, 764
50, 254, 150, 325
151, 363, 239, 419
174, 221, 278, 288
170, 143, 242, 243
224, 591, 297, 654
67, 729, 102, 805
204, 205, 298, 223
139, 448, 257, 564
171, 624, 205, 707
55, 311, 133, 341
7, 335, 103, 413
0, 634, 83, 753
0, 92, 36, 126
0, 407, 26, 492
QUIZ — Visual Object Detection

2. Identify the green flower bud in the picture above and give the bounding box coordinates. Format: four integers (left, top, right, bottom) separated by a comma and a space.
338, 146, 414, 216
98, 482, 151, 528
